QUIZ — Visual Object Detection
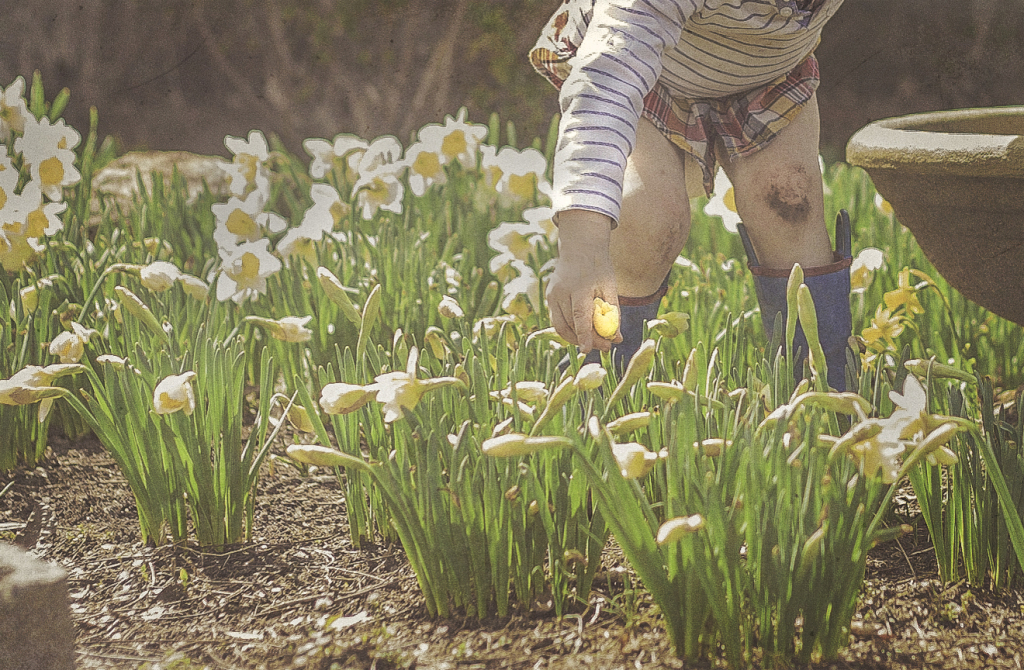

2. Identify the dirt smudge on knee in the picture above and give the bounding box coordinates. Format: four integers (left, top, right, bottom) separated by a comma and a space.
766, 166, 812, 224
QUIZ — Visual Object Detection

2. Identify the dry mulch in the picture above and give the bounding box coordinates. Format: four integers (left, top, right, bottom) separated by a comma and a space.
3, 433, 1024, 670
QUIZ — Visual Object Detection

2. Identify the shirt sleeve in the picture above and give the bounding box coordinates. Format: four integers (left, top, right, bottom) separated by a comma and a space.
552, 0, 698, 224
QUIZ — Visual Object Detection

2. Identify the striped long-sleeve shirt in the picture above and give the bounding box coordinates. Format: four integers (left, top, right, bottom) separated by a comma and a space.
546, 0, 845, 222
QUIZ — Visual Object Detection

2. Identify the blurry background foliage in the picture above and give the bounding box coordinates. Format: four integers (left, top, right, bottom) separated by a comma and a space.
2, 0, 1022, 161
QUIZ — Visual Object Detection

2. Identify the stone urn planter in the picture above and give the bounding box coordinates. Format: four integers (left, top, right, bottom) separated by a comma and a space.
846, 107, 1024, 327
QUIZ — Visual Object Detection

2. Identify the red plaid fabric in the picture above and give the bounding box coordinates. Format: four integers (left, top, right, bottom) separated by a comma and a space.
530, 16, 821, 197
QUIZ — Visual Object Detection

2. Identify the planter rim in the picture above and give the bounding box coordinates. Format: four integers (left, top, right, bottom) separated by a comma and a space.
846, 106, 1024, 178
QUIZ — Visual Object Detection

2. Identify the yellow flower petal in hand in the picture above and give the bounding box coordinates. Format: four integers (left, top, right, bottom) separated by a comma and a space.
593, 298, 619, 339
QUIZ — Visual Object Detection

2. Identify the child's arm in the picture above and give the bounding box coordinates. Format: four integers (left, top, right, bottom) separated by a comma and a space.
547, 1, 694, 350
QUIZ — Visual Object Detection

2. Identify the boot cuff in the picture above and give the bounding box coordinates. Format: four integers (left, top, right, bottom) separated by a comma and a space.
748, 252, 853, 279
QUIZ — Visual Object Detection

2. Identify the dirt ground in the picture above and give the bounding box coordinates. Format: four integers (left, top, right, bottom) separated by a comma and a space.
3, 432, 1024, 670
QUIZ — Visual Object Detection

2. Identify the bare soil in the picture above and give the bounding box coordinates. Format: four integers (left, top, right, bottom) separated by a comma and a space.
3, 433, 1024, 670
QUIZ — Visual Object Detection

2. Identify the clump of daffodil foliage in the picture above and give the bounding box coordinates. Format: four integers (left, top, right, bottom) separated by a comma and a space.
3, 71, 1024, 666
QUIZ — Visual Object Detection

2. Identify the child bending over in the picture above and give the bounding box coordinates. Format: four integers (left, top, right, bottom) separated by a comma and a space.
531, 0, 853, 390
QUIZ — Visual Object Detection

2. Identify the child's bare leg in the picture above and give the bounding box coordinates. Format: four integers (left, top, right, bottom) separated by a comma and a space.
719, 93, 832, 269
610, 118, 691, 297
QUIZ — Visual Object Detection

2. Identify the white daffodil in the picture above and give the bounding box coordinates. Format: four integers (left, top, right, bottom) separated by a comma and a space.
177, 274, 209, 300
244, 315, 314, 343
522, 206, 557, 244
491, 381, 548, 405
212, 189, 287, 249
14, 181, 66, 239
500, 260, 548, 318
0, 76, 30, 137
303, 133, 369, 182
372, 347, 463, 423
483, 145, 551, 206
95, 355, 127, 369
222, 129, 271, 197
49, 322, 98, 364
656, 515, 705, 545
320, 382, 377, 415
216, 239, 282, 303
417, 107, 489, 168
704, 167, 741, 233
0, 146, 18, 210
611, 442, 659, 479
404, 141, 448, 196
874, 191, 895, 217
279, 184, 349, 266
15, 116, 81, 201
574, 363, 607, 391
488, 221, 544, 282
352, 169, 405, 220
437, 295, 464, 319
0, 226, 43, 271
886, 374, 928, 441
354, 136, 403, 176
153, 371, 197, 415
1, 363, 81, 420
850, 247, 885, 293
140, 261, 182, 292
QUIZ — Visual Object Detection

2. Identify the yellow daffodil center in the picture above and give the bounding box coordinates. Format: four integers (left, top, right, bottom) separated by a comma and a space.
39, 156, 65, 187
724, 187, 737, 213
225, 208, 258, 238
441, 130, 467, 160
329, 201, 349, 227
365, 177, 389, 203
237, 154, 258, 184
25, 209, 48, 238
413, 151, 443, 179
507, 173, 537, 200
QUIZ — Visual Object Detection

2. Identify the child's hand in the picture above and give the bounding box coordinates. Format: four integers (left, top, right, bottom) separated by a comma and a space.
546, 210, 622, 353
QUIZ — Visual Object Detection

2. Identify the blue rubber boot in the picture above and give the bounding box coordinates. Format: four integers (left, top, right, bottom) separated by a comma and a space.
738, 211, 853, 391
574, 279, 668, 375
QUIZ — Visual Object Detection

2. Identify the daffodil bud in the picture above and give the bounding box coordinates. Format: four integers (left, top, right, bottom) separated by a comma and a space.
797, 283, 828, 384
592, 297, 619, 339
606, 411, 651, 436
681, 348, 699, 392
320, 382, 377, 415
95, 355, 126, 369
286, 404, 317, 433
140, 261, 182, 292
573, 363, 606, 391
437, 295, 464, 319
286, 444, 371, 471
792, 391, 872, 417
0, 383, 69, 407
611, 442, 658, 479
115, 286, 166, 338
481, 433, 572, 458
797, 524, 826, 582
904, 359, 975, 384
424, 327, 447, 360
606, 339, 657, 408
316, 267, 362, 325
916, 421, 961, 457
646, 312, 689, 338
178, 274, 209, 300
697, 438, 729, 457
785, 264, 804, 349
647, 380, 687, 402
656, 515, 705, 545
19, 284, 39, 313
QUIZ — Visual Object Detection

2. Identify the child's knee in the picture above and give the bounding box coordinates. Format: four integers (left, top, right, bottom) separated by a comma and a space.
759, 163, 818, 225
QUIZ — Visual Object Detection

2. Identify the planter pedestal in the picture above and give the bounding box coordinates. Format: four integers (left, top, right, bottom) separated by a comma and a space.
846, 107, 1024, 327
0, 543, 75, 670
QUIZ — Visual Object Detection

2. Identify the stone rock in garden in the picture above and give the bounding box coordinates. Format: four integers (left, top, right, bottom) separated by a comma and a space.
91, 150, 231, 217
0, 542, 75, 670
